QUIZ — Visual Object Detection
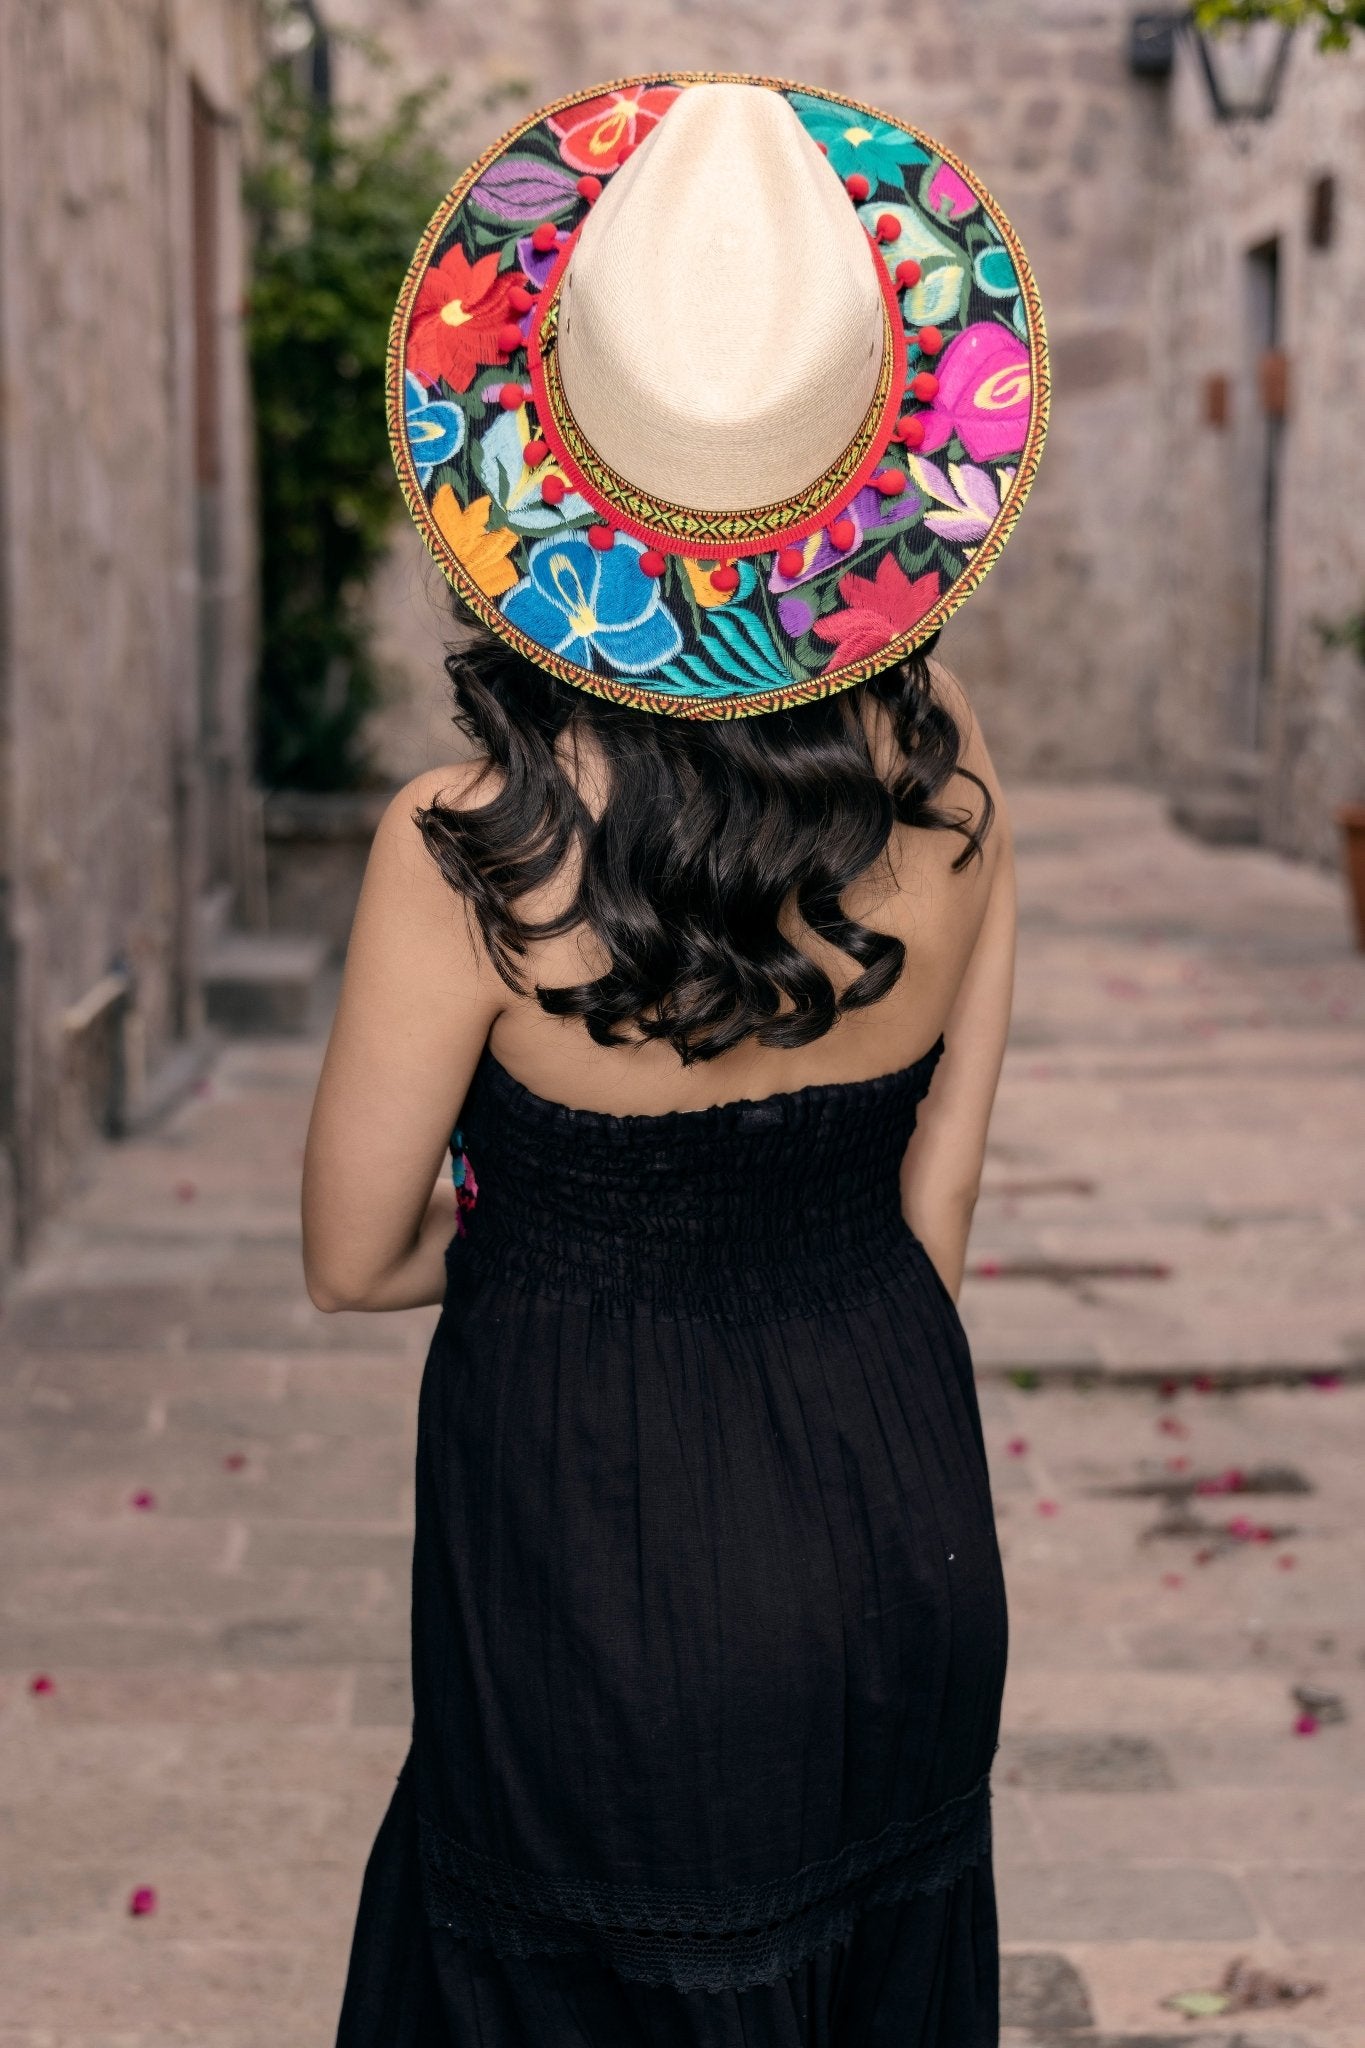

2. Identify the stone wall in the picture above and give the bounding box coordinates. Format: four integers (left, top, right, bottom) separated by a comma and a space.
1156, 31, 1365, 864
330, 0, 1173, 786
0, 0, 260, 1269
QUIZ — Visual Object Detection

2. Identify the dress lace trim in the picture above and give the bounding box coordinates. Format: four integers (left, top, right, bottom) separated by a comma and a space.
417, 1769, 993, 1994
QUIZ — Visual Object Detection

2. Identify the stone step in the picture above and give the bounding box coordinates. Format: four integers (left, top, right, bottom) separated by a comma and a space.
202, 930, 330, 1036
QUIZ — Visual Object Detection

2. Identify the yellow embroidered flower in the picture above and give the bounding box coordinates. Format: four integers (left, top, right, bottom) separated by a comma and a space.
681, 557, 736, 608
432, 486, 520, 597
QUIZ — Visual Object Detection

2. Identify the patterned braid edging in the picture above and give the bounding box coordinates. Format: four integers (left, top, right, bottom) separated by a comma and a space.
417, 1769, 993, 1994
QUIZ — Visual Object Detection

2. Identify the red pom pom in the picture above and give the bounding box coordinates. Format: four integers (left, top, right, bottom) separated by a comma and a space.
496, 322, 523, 354
873, 467, 906, 496
507, 284, 536, 316
896, 414, 926, 448
523, 437, 549, 468
875, 213, 900, 243
828, 516, 856, 553
540, 474, 567, 505
816, 141, 829, 156
639, 550, 666, 578
617, 142, 637, 163
777, 545, 805, 579
531, 222, 560, 253
916, 325, 944, 356
710, 563, 741, 593
911, 371, 940, 402
576, 175, 603, 201
498, 382, 526, 410
589, 523, 616, 551
894, 259, 922, 289
845, 173, 871, 202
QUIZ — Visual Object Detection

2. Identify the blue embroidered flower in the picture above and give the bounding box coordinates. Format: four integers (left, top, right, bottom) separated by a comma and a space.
405, 371, 465, 486
787, 94, 929, 189
501, 534, 683, 674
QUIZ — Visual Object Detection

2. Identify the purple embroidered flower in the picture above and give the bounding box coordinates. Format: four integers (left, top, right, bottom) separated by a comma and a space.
777, 595, 814, 638
914, 323, 1032, 462
515, 233, 565, 292
907, 456, 1013, 544
768, 480, 924, 594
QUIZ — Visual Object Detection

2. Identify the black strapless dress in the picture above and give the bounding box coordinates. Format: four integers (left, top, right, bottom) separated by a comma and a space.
335, 1035, 1007, 2045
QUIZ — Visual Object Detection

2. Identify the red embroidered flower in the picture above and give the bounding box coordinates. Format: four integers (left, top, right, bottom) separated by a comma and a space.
814, 559, 940, 666
549, 86, 682, 173
407, 246, 527, 394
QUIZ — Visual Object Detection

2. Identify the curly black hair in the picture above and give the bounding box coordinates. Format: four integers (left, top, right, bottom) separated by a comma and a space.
415, 607, 992, 1064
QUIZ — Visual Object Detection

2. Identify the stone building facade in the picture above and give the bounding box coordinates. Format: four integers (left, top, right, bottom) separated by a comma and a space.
0, 0, 260, 1273
336, 0, 1365, 870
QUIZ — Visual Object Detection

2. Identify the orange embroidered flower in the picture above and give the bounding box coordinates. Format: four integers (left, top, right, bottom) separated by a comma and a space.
549, 86, 682, 174
407, 246, 527, 394
432, 487, 520, 597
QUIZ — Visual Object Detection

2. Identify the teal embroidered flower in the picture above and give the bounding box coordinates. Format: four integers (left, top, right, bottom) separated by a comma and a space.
787, 94, 929, 189
405, 371, 465, 487
502, 534, 683, 673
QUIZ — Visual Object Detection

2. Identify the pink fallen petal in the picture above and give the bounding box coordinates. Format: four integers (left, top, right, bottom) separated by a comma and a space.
1293, 1712, 1319, 1736
223, 1452, 248, 1472
1102, 975, 1144, 999
1308, 1371, 1342, 1391
1036, 1498, 1060, 1516
1226, 1515, 1257, 1540
128, 1885, 158, 1916
1166, 1455, 1190, 1472
1158, 1416, 1189, 1438
1006, 1437, 1029, 1457
29, 1674, 56, 1696
1192, 1373, 1216, 1394
1158, 1378, 1180, 1399
1252, 1524, 1276, 1543
130, 1490, 156, 1511
173, 1181, 197, 1203
974, 1259, 1002, 1278
1160, 1572, 1183, 1588
1277, 1553, 1298, 1570
1193, 1546, 1215, 1565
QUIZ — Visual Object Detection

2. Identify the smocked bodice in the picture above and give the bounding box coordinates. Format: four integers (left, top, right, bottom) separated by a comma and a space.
448, 1035, 946, 1321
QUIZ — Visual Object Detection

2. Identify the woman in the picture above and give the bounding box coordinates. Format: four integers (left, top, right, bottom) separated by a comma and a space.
305, 74, 1047, 2046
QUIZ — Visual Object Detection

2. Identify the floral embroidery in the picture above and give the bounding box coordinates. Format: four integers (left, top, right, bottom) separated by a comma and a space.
768, 481, 923, 595
813, 559, 941, 665
502, 533, 684, 673
471, 409, 593, 535
432, 487, 521, 597
923, 162, 978, 222
787, 94, 929, 187
549, 86, 683, 173
407, 245, 528, 393
682, 557, 738, 608
912, 323, 1032, 461
405, 372, 465, 486
908, 457, 1013, 545
659, 605, 791, 698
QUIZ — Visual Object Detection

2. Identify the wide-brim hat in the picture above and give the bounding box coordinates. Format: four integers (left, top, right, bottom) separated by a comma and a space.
388, 73, 1049, 720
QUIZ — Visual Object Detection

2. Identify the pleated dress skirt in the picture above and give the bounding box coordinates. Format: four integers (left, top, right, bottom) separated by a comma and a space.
336, 1033, 1008, 2045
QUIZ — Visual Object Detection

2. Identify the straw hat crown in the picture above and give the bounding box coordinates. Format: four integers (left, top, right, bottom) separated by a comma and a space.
557, 83, 885, 512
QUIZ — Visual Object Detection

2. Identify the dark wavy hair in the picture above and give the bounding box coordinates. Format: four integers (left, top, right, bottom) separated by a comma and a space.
415, 605, 992, 1064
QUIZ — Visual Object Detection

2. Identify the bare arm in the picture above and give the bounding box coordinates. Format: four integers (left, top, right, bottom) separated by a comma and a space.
301, 765, 504, 1312
899, 685, 1016, 1300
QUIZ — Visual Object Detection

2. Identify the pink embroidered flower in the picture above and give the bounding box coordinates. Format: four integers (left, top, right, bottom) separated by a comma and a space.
915, 323, 1032, 462
549, 87, 682, 173
813, 559, 939, 666
925, 162, 978, 221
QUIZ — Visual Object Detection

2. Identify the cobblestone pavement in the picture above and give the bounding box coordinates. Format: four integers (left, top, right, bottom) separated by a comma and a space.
1, 785, 1362, 2045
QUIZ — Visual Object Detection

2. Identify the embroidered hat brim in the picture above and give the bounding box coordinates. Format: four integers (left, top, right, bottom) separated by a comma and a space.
388, 73, 1049, 720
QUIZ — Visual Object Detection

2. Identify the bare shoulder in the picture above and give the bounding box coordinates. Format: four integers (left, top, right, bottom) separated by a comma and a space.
356, 761, 503, 967
927, 656, 1012, 857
